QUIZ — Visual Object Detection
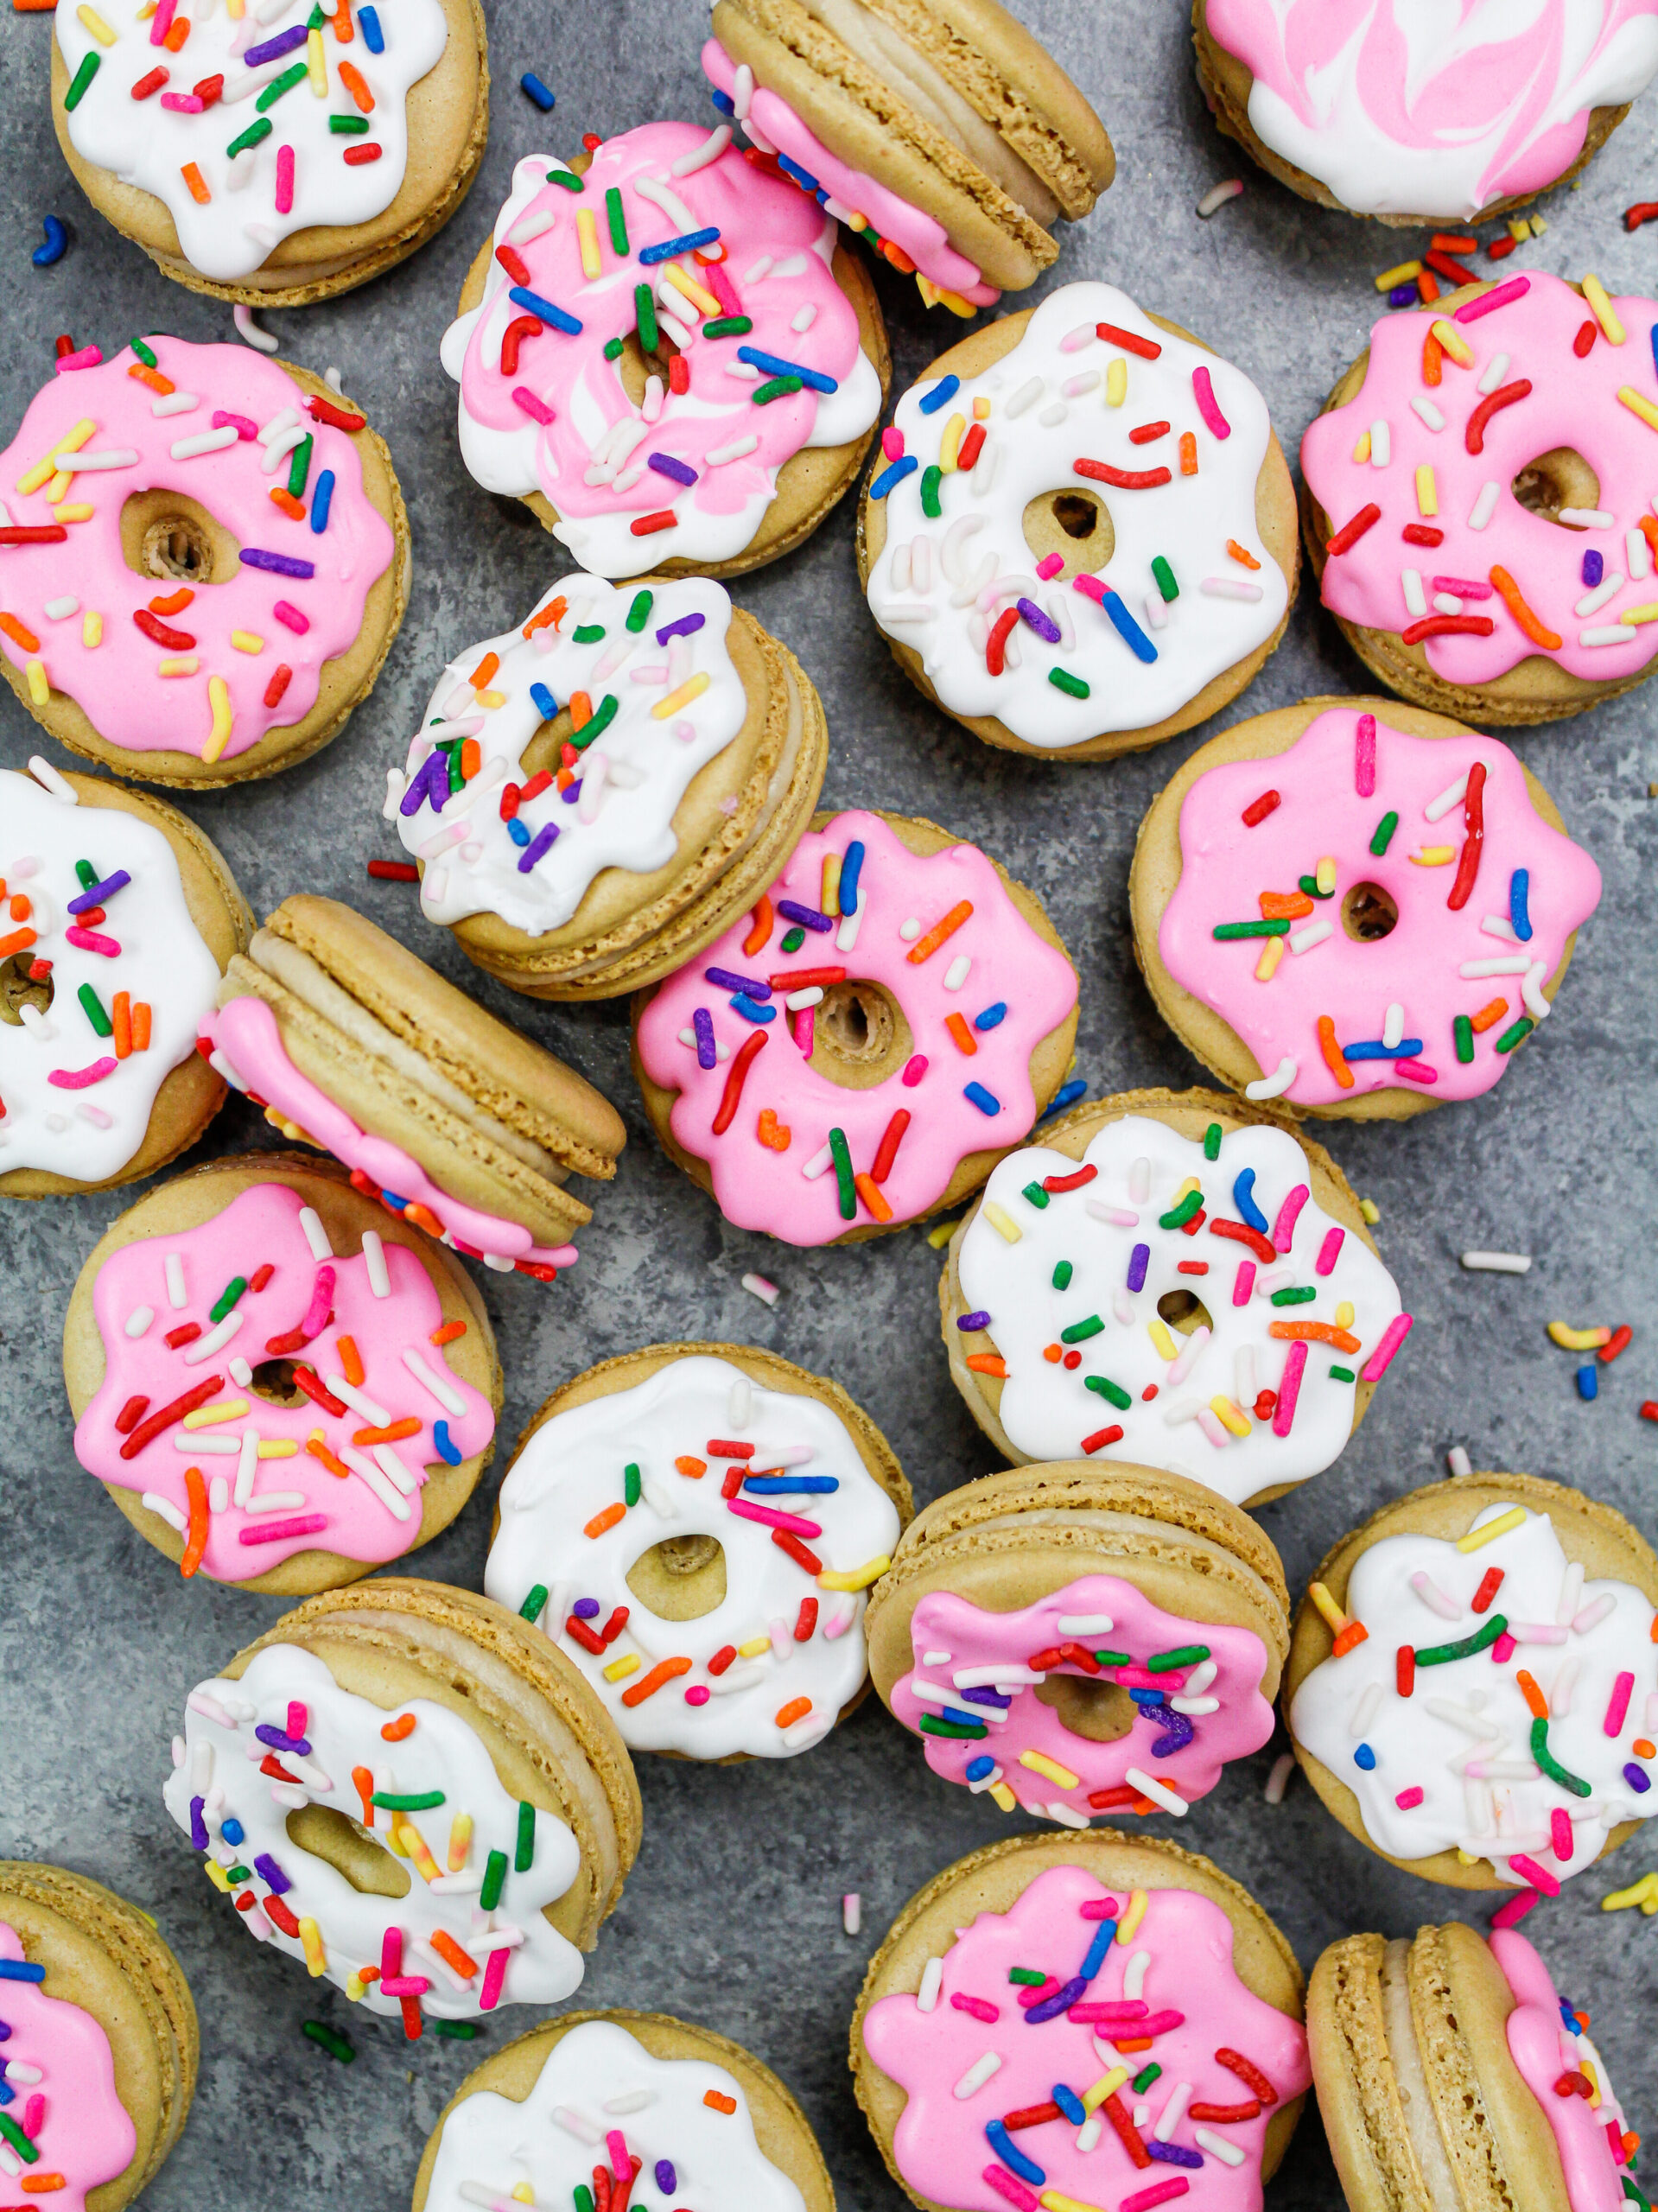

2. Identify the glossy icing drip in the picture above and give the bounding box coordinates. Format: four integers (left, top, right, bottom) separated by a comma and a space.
0, 1922, 137, 2212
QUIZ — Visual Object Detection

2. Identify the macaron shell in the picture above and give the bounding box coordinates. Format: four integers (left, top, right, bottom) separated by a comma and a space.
1284, 1471, 1658, 1888
0, 772, 251, 1199
1307, 1931, 1438, 2212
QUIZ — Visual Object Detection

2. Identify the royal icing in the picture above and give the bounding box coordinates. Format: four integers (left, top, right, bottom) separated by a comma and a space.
391, 575, 751, 937
54, 0, 448, 284
440, 126, 882, 579
422, 2016, 808, 2212
861, 1865, 1311, 2212
1301, 270, 1658, 690
165, 1643, 587, 2026
198, 993, 578, 1272
1155, 707, 1603, 1109
0, 767, 222, 1183
634, 810, 1078, 1246
0, 1920, 137, 2212
954, 1115, 1405, 1503
74, 1181, 494, 1580
0, 340, 393, 765
484, 1352, 900, 1760
1289, 1499, 1658, 1888
1490, 1930, 1633, 2212
1204, 1, 1658, 221
865, 283, 1287, 750
887, 1573, 1274, 1826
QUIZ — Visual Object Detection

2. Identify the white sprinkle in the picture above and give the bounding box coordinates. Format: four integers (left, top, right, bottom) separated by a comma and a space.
1263, 1751, 1295, 1804
54, 448, 140, 473
1555, 1560, 1585, 1627
918, 1956, 943, 2012
842, 1893, 861, 1936
26, 755, 77, 804
1196, 176, 1244, 218
1154, 2082, 1193, 2141
741, 1272, 780, 1306
1144, 591, 1168, 632
791, 303, 817, 334
1196, 2127, 1247, 2167
632, 172, 697, 232
1045, 1799, 1090, 1828
899, 917, 921, 941
1433, 591, 1464, 616
361, 1230, 390, 1297
142, 1491, 188, 1534
298, 1206, 332, 1260
229, 1357, 252, 1388
400, 1346, 466, 1416
1629, 526, 1652, 580
1126, 1768, 1188, 1815
1401, 568, 1426, 617
1409, 395, 1445, 431
1469, 480, 1500, 530
43, 594, 79, 620
706, 432, 759, 467
1244, 1055, 1297, 1100
1460, 1249, 1531, 1273
233, 1429, 257, 1508
506, 207, 556, 247
670, 124, 732, 177
953, 2052, 1001, 2099
1350, 1682, 1384, 1737
1459, 954, 1531, 977
1557, 507, 1613, 528
733, 62, 753, 119
551, 2106, 605, 2146
602, 2091, 655, 2116
325, 1374, 391, 1427
1062, 371, 1101, 399
1006, 377, 1044, 418
1425, 766, 1477, 819
1288, 919, 1332, 955
1201, 575, 1263, 601
245, 1490, 306, 1516
943, 954, 970, 990
1382, 1001, 1405, 1049
1056, 1613, 1114, 1635
179, 1433, 237, 1454
1579, 626, 1633, 647
836, 904, 864, 952
182, 1310, 244, 1365
1572, 1593, 1617, 1635
1521, 962, 1551, 1020
1059, 321, 1096, 353
1576, 571, 1625, 616
1369, 419, 1391, 468
152, 391, 200, 417
1477, 350, 1510, 395
209, 1476, 229, 1512
341, 1446, 411, 1521
1481, 913, 1519, 941
1446, 1446, 1473, 1477
233, 302, 279, 352
124, 1305, 155, 1338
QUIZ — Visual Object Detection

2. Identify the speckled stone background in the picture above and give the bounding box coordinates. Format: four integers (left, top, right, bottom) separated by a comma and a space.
3, 3, 1656, 2204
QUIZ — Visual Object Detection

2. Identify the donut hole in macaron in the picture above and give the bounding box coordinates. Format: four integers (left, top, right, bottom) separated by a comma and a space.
1340, 881, 1400, 944
120, 488, 243, 587
626, 1535, 728, 1621
1020, 486, 1114, 582
1032, 1670, 1136, 1744
1156, 1287, 1214, 1338
1509, 445, 1601, 529
247, 1357, 308, 1409
283, 1803, 411, 1901
0, 950, 54, 1027
810, 979, 915, 1088
608, 327, 687, 412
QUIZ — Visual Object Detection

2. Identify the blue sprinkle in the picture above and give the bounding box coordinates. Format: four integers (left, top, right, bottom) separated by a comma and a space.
1052, 2084, 1086, 2125
1578, 1363, 1599, 1401
507, 283, 582, 336
0, 2081, 11, 2105
974, 1002, 1007, 1031
358, 4, 382, 49
1038, 1078, 1087, 1122
705, 966, 770, 999
1582, 548, 1604, 588
638, 226, 720, 265
1232, 1166, 1268, 1235
0, 2025, 10, 2042
919, 373, 960, 416
1355, 1743, 1376, 1770
985, 2120, 1044, 2188
965, 1754, 995, 1782
711, 87, 734, 116
308, 468, 334, 535
434, 1419, 461, 1466
0, 1962, 44, 1985
244, 22, 308, 64
649, 451, 699, 486
1560, 2000, 1580, 2033
1098, 585, 1158, 664
1127, 1242, 1149, 1293
958, 1309, 992, 1331
1652, 320, 1658, 382
692, 1007, 716, 1069
1343, 1038, 1424, 1061
744, 1473, 839, 1493
32, 215, 67, 269
1016, 594, 1061, 645
222, 1818, 245, 1846
253, 1852, 291, 1894
1129, 1687, 1167, 1706
776, 153, 819, 194
507, 817, 531, 847
870, 454, 918, 500
737, 344, 838, 396
1078, 1918, 1115, 1981
379, 1189, 410, 1211
729, 993, 776, 1025
573, 1597, 600, 1618
656, 2164, 677, 2196
963, 1082, 1001, 1116
530, 682, 558, 722
1509, 867, 1532, 942
838, 837, 865, 914
520, 70, 555, 111
937, 1704, 989, 1731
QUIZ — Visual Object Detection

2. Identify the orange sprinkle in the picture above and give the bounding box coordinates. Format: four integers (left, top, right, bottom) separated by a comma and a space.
1259, 890, 1313, 920
1516, 1669, 1549, 1719
1332, 1620, 1369, 1656
1178, 431, 1197, 476
380, 1713, 416, 1740
131, 1002, 151, 1052
704, 2091, 738, 2115
1490, 564, 1563, 651
741, 893, 773, 957
149, 587, 194, 614
621, 1656, 693, 1707
468, 650, 500, 691
1641, 515, 1658, 561
0, 613, 41, 653
353, 1417, 421, 1446
0, 928, 38, 960
1270, 1320, 1361, 1351
944, 1012, 977, 1056
1417, 266, 1440, 303
1470, 996, 1509, 1033
429, 1319, 466, 1346
460, 737, 480, 780
429, 1929, 479, 1980
306, 1435, 350, 1478
675, 1455, 707, 1478
966, 1353, 1008, 1377
338, 56, 373, 109
906, 899, 973, 963
112, 989, 132, 1060
406, 1200, 445, 1238
1423, 333, 1443, 387
269, 486, 307, 518
9, 893, 29, 920
1112, 2037, 1154, 2054
523, 595, 566, 639
775, 1696, 812, 1729
585, 1501, 626, 1537
352, 1764, 375, 1826
1432, 233, 1477, 254
19, 2177, 68, 2195
1226, 539, 1261, 570
163, 11, 189, 45
569, 690, 593, 731
1317, 1014, 1356, 1090
332, 0, 351, 35
128, 363, 175, 395
337, 1333, 365, 1387
1043, 1343, 1063, 1363
854, 1171, 893, 1224
180, 1465, 208, 1579
181, 161, 210, 205
755, 1106, 791, 1152
1635, 1738, 1656, 1758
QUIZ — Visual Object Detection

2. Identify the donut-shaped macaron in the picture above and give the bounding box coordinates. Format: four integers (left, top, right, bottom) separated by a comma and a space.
414, 2010, 835, 2212
441, 125, 887, 579
632, 808, 1079, 1244
164, 1580, 641, 2031
1286, 1472, 1658, 1894
702, 0, 1114, 308
942, 1090, 1404, 1507
386, 576, 827, 1000
859, 280, 1296, 760
52, 0, 484, 301
1195, 1, 1658, 225
0, 760, 249, 1197
1309, 1923, 1634, 2212
1131, 699, 1603, 1118
484, 1344, 909, 1761
852, 1832, 1311, 2212
200, 894, 626, 1276
66, 1155, 501, 1594
0, 339, 406, 785
865, 1463, 1287, 1827
0, 1861, 197, 2212
1301, 270, 1658, 725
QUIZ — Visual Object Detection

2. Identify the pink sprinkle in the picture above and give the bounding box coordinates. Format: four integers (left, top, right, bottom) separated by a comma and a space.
276, 143, 295, 216
1017, 1976, 1060, 2010
1490, 1888, 1540, 1929
1070, 570, 1108, 604
1355, 710, 1375, 796
65, 925, 120, 957
381, 1926, 402, 1977
1078, 1897, 1119, 1919
213, 410, 258, 438
1360, 1313, 1413, 1382
1273, 1339, 1307, 1438
272, 600, 310, 634
900, 1053, 929, 1086
149, 0, 176, 43
161, 91, 205, 111
1121, 2181, 1190, 2212
1492, 1632, 1517, 1662
727, 1497, 821, 1537
479, 1948, 509, 2010
1551, 1808, 1575, 1862
55, 346, 104, 373
704, 259, 741, 318
1605, 1670, 1636, 1736
48, 1056, 118, 1090
607, 2132, 631, 2183
288, 1700, 308, 1738
982, 2166, 1040, 2212
297, 1263, 334, 1341
238, 1513, 328, 1544
1394, 1786, 1425, 1809
1135, 2009, 1185, 2037
880, 425, 905, 461
1610, 2121, 1629, 2166
1455, 276, 1530, 323
1068, 2000, 1149, 2024
1431, 575, 1495, 600
1035, 551, 1064, 580
1191, 364, 1230, 439
791, 1007, 814, 1056
1509, 1853, 1561, 1897
1315, 1226, 1345, 1276
1114, 1667, 1162, 1690
21, 2094, 43, 2140
1394, 1058, 1439, 1084
378, 1973, 429, 1995
1232, 1260, 1255, 1306
683, 1684, 710, 1706
1271, 1183, 1308, 1253
950, 1992, 1000, 2022
511, 385, 556, 425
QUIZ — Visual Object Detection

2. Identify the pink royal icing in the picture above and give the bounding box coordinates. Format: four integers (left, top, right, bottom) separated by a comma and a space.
861, 1866, 1310, 2212
701, 40, 999, 306
1157, 706, 1602, 1108
1490, 1931, 1629, 2212
74, 1181, 495, 1580
0, 1921, 137, 2212
1301, 270, 1658, 688
198, 995, 578, 1268
0, 341, 393, 764
888, 1573, 1275, 1821
633, 810, 1078, 1246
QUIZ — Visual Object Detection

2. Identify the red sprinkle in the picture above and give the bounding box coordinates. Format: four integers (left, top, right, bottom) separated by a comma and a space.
114, 1395, 150, 1434
134, 608, 195, 651
1128, 420, 1171, 445
1599, 1325, 1633, 1364
499, 314, 541, 378
1465, 379, 1531, 456
566, 1615, 607, 1655
1096, 321, 1161, 359
986, 605, 1020, 676
130, 64, 168, 97
1324, 502, 1382, 556
668, 354, 689, 394
494, 242, 532, 286
956, 422, 986, 472
307, 394, 366, 432
1573, 321, 1598, 358
630, 510, 677, 537
707, 1645, 737, 1675
1401, 613, 1495, 644
871, 1109, 910, 1182
1401, 523, 1445, 546
264, 664, 293, 709
163, 1322, 201, 1348
1081, 1424, 1124, 1452
342, 142, 382, 164
367, 859, 419, 880
794, 1599, 818, 1641
1042, 1166, 1097, 1193
1074, 457, 1172, 491
1471, 1566, 1504, 1613
1396, 1645, 1415, 1697
1446, 760, 1486, 912
772, 1528, 823, 1575
1489, 235, 1519, 259
1216, 2049, 1278, 2105
1241, 790, 1280, 827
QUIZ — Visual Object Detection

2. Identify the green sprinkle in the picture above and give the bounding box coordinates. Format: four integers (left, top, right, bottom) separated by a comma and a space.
1271, 1286, 1316, 1306
79, 982, 111, 1038
753, 374, 804, 405
1299, 874, 1334, 900
287, 434, 313, 500
546, 167, 584, 191
1203, 1122, 1222, 1160
573, 623, 606, 644
702, 315, 753, 338
605, 184, 627, 255
1147, 1644, 1210, 1672
634, 283, 658, 355
226, 1865, 251, 1884
1414, 1614, 1507, 1668
624, 1462, 641, 1506
1454, 1014, 1474, 1064
226, 117, 274, 157
0, 2113, 40, 2162
448, 744, 465, 795
306, 3, 325, 22
575, 2189, 597, 2212
480, 1848, 507, 1910
64, 49, 99, 109
435, 2018, 480, 2039
1085, 1375, 1131, 1409
603, 336, 625, 361
1060, 1315, 1104, 1344
256, 60, 308, 110
1212, 918, 1290, 939
1495, 1015, 1534, 1054
515, 1801, 535, 1873
1151, 556, 1178, 603
920, 462, 943, 518
302, 2019, 355, 2063
130, 337, 159, 369
829, 1127, 856, 1220
209, 1275, 249, 1324
1008, 1967, 1047, 1985
1049, 668, 1090, 698
328, 113, 370, 134
1159, 1190, 1203, 1230
1532, 1715, 1593, 1797
372, 1789, 445, 1811
1133, 2063, 1162, 2094
571, 693, 618, 749
1369, 810, 1399, 856
625, 589, 652, 633
1051, 1261, 1072, 1291
1021, 1182, 1051, 1210
919, 1713, 986, 1738
520, 1584, 549, 1624
74, 858, 98, 888
1328, 1363, 1356, 1382
780, 926, 805, 953
1092, 1650, 1132, 1668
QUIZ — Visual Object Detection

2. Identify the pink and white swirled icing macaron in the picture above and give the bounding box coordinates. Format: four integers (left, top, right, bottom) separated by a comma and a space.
66, 1158, 501, 1594
853, 1835, 1311, 2212
0, 338, 406, 785
632, 808, 1079, 1245
441, 124, 887, 579
1301, 270, 1658, 724
1133, 699, 1603, 1119
865, 1463, 1288, 1827
1195, 0, 1658, 224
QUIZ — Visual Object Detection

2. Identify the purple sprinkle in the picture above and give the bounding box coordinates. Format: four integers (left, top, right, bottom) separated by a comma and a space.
0, 2023, 11, 2040
1388, 283, 1417, 308
1147, 2143, 1204, 2170
655, 612, 706, 645
255, 1723, 311, 1755
957, 1309, 991, 1331
212, 410, 258, 440
706, 967, 771, 999
243, 22, 308, 63
692, 1006, 716, 1069
561, 779, 581, 804
648, 452, 699, 486
399, 750, 447, 817
1015, 595, 1061, 645
189, 1794, 208, 1850
241, 547, 316, 580
776, 899, 832, 932
253, 1852, 292, 1893
573, 1597, 601, 1618
1025, 1974, 1087, 2024
517, 823, 560, 873
272, 600, 309, 634
1127, 1242, 1149, 1293
1582, 548, 1604, 588
1625, 1762, 1653, 1794
655, 2164, 676, 2196
1150, 1708, 1195, 1758
959, 1685, 1011, 1707
67, 868, 130, 913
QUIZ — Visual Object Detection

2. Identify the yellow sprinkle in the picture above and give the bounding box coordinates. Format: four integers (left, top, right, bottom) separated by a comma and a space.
817, 1554, 890, 1592
1255, 934, 1285, 982
575, 206, 602, 281
1409, 846, 1456, 865
1315, 856, 1337, 894
1617, 385, 1658, 433
1038, 2195, 1100, 2212
384, 1821, 409, 1857
53, 418, 96, 461
938, 289, 976, 319
1148, 1318, 1178, 1362
25, 660, 48, 706
1415, 464, 1438, 517
1360, 1198, 1381, 1224
1116, 1888, 1147, 1945
45, 471, 73, 505
988, 1781, 1017, 1811
1307, 1580, 1349, 1634
230, 630, 264, 653
602, 1653, 641, 1682
299, 1916, 327, 1975
1456, 1504, 1528, 1553
158, 654, 198, 677
1508, 217, 1532, 242
203, 1858, 232, 1892
821, 851, 842, 918
661, 260, 720, 318
1172, 1176, 1199, 1205
54, 504, 94, 523
202, 672, 233, 763
651, 671, 710, 719
972, 396, 991, 421
16, 457, 55, 496
1105, 357, 1127, 408
398, 1821, 441, 1882
226, 0, 243, 16
1020, 1749, 1080, 1789
81, 610, 103, 647
1528, 215, 1548, 236
182, 1397, 251, 1428
306, 22, 327, 93
441, 1812, 473, 1872
1457, 1848, 1480, 1866
1351, 430, 1372, 465
475, 688, 506, 709
1547, 1321, 1610, 1350
1210, 1395, 1251, 1438
511, 2191, 535, 2208
925, 1217, 963, 1249
1083, 2065, 1129, 2112
738, 1635, 772, 1657
915, 273, 940, 309
1582, 2058, 1602, 2107
77, 3, 118, 38
1374, 259, 1422, 290
257, 1438, 298, 1458
1583, 273, 1625, 344
345, 1974, 367, 2002
983, 1201, 1022, 1244
1429, 318, 1475, 368
1334, 1300, 1355, 1330
1620, 601, 1658, 625
938, 411, 965, 473
1601, 1872, 1658, 1911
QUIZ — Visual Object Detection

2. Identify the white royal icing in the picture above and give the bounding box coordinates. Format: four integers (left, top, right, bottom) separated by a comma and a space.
54, 0, 448, 284
864, 281, 1288, 749
391, 575, 752, 938
484, 1353, 902, 1759
956, 1115, 1403, 1503
0, 768, 222, 1182
422, 2016, 808, 2212
164, 1643, 587, 2019
1290, 1502, 1658, 1886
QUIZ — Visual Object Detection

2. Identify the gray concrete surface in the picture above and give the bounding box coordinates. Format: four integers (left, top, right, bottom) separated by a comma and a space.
2, 3, 1655, 2204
